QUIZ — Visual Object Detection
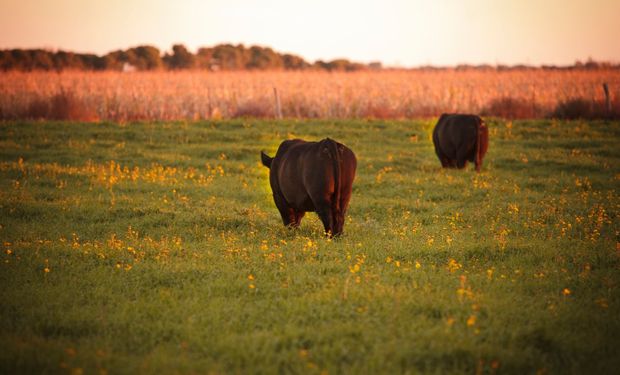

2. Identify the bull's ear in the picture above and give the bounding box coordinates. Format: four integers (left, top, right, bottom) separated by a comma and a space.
261, 151, 273, 168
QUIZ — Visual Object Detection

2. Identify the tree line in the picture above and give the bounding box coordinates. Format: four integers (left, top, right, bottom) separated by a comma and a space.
1, 44, 618, 72
0, 44, 373, 72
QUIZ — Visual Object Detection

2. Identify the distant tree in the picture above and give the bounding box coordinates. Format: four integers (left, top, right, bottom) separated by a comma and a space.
211, 44, 245, 70
53, 51, 85, 70
128, 45, 163, 70
313, 60, 329, 70
31, 50, 55, 70
79, 53, 106, 70
196, 47, 215, 69
10, 49, 33, 71
102, 55, 119, 70
164, 44, 195, 69
102, 50, 125, 70
246, 46, 283, 70
329, 59, 349, 71
317, 59, 364, 72
282, 54, 309, 70
0, 50, 16, 70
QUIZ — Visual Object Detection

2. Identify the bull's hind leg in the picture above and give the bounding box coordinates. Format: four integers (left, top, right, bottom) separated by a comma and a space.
435, 148, 452, 168
273, 193, 297, 227
315, 202, 334, 237
293, 211, 305, 227
474, 160, 481, 172
441, 157, 456, 168
456, 148, 469, 169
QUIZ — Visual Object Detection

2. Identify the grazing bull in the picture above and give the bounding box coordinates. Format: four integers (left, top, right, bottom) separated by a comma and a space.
432, 113, 489, 172
261, 138, 357, 236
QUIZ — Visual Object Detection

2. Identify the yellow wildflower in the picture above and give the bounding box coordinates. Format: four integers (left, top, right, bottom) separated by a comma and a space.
487, 269, 494, 279
508, 203, 519, 214
447, 258, 462, 273
467, 315, 476, 326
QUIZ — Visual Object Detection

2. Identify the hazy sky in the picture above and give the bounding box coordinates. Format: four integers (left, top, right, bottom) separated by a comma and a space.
1, 0, 619, 67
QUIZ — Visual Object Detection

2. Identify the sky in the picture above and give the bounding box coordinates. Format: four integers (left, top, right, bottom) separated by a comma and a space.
1, 0, 619, 67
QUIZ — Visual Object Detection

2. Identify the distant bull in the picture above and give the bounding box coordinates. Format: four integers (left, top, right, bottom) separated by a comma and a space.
432, 113, 489, 172
261, 138, 357, 236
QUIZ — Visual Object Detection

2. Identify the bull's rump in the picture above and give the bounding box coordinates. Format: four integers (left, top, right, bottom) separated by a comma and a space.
433, 114, 480, 161
272, 141, 335, 211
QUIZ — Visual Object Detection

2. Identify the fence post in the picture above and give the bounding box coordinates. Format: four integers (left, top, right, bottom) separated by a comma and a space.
273, 87, 282, 119
602, 83, 611, 115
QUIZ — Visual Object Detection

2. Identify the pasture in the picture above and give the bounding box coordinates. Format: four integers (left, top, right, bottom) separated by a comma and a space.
1, 119, 619, 374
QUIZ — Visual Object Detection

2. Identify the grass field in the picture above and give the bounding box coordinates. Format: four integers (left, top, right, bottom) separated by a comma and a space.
1, 118, 619, 374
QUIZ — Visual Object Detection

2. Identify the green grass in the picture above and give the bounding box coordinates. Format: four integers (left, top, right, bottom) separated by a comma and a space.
1, 118, 619, 374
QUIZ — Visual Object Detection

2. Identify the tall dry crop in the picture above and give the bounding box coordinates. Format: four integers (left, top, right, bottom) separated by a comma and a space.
0, 70, 618, 120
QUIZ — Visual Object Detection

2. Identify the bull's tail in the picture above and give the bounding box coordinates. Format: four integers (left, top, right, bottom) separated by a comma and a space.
261, 151, 273, 168
323, 138, 341, 214
475, 118, 483, 172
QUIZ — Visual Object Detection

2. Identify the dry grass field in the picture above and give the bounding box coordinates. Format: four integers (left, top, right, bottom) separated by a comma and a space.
1, 70, 619, 121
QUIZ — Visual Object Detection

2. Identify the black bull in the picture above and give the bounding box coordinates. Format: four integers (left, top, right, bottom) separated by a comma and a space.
432, 113, 489, 172
261, 138, 357, 236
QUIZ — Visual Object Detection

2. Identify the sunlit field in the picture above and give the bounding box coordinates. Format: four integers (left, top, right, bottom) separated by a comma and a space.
1, 119, 619, 374
1, 70, 619, 121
